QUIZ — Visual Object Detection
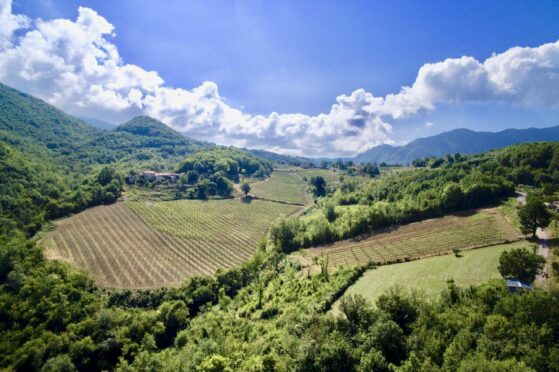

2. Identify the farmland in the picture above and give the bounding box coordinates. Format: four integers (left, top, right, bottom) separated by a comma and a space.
298, 208, 522, 268
41, 199, 299, 289
331, 241, 533, 310
250, 170, 307, 204
250, 168, 342, 204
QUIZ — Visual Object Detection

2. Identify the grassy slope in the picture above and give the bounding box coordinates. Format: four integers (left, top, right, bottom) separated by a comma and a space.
332, 241, 534, 310
250, 170, 307, 204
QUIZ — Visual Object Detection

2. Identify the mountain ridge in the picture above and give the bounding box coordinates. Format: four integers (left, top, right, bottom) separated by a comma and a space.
354, 125, 559, 164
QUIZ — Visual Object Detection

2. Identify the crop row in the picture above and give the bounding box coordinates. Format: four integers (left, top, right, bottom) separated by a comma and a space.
43, 199, 299, 289
305, 209, 521, 267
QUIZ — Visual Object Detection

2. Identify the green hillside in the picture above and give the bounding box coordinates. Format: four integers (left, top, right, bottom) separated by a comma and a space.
1, 83, 558, 371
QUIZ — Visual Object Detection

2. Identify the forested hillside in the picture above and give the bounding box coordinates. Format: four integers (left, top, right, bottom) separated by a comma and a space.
271, 143, 559, 251
0, 82, 558, 371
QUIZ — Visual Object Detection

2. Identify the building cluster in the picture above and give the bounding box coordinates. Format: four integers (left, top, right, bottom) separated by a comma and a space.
126, 170, 183, 184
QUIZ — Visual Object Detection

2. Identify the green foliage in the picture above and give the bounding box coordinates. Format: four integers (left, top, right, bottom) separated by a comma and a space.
178, 147, 272, 183
241, 181, 251, 196
309, 175, 327, 197
0, 143, 123, 236
270, 144, 559, 251
518, 192, 552, 238
498, 248, 546, 283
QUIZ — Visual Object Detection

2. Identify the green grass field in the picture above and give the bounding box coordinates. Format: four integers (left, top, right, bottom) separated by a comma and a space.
250, 168, 344, 204
295, 168, 341, 184
331, 241, 534, 311
250, 170, 307, 204
497, 197, 522, 231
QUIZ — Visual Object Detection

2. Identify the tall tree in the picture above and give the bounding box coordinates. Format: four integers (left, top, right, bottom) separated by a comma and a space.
498, 248, 546, 283
518, 193, 551, 238
309, 176, 327, 197
240, 181, 251, 197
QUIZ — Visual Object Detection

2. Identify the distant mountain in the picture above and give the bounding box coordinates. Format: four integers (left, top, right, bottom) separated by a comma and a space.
79, 116, 117, 130
354, 126, 559, 164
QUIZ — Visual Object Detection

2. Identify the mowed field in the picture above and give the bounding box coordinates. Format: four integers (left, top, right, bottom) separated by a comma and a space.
250, 170, 307, 204
299, 208, 522, 268
331, 241, 533, 311
250, 168, 341, 204
41, 199, 299, 289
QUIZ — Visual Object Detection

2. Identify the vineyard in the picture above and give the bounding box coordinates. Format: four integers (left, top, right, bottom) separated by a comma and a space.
41, 199, 299, 289
299, 208, 522, 268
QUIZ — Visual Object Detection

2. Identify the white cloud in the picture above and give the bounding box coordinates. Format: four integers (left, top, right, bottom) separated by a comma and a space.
425, 121, 434, 128
0, 1, 558, 157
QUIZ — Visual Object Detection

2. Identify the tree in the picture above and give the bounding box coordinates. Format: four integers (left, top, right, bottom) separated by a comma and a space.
97, 167, 117, 186
498, 248, 546, 283
186, 170, 199, 184
215, 176, 233, 197
309, 176, 327, 197
518, 193, 551, 238
240, 181, 251, 197
324, 203, 336, 222
442, 183, 464, 210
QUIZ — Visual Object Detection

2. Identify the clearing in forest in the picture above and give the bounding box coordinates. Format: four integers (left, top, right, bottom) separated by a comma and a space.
41, 199, 299, 289
331, 241, 534, 311
298, 208, 522, 268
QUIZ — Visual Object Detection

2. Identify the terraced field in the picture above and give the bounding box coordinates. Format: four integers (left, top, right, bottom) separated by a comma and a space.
41, 199, 299, 289
299, 208, 522, 268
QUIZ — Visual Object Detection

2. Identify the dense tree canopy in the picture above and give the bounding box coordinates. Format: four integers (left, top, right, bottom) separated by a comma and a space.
498, 248, 546, 283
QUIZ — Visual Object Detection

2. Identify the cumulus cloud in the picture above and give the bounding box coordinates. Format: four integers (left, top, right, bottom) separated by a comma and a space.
0, 0, 558, 157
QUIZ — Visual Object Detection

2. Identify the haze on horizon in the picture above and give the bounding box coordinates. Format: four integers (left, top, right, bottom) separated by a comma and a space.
2, 0, 559, 157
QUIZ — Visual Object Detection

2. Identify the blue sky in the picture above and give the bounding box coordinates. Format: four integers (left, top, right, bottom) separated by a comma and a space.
3, 0, 559, 155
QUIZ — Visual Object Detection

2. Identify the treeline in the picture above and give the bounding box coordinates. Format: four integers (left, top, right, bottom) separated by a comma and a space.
0, 143, 123, 237
2, 234, 559, 370
271, 143, 559, 251
413, 142, 559, 192
177, 147, 272, 182
0, 233, 271, 371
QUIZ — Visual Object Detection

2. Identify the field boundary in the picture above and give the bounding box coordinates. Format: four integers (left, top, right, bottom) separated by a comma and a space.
297, 208, 523, 270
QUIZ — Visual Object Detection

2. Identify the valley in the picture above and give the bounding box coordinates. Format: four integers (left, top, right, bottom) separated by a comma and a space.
1, 81, 558, 371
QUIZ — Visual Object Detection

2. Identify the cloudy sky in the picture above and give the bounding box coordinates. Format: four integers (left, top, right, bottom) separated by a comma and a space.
2, 0, 559, 157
